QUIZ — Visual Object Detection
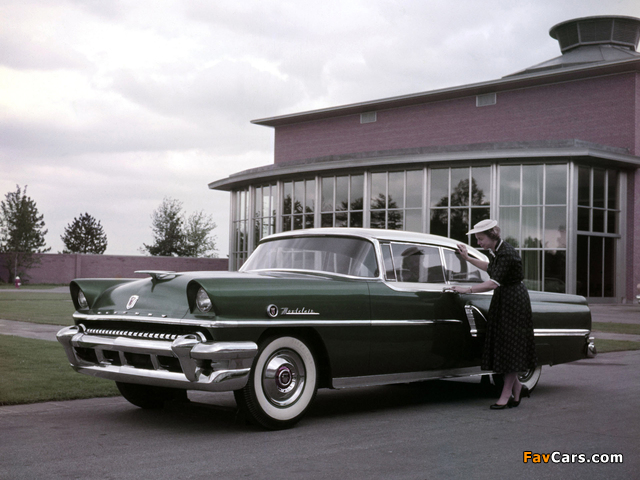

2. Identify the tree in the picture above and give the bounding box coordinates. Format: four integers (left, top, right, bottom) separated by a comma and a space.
0, 185, 50, 282
61, 213, 108, 254
142, 197, 218, 257
183, 211, 218, 258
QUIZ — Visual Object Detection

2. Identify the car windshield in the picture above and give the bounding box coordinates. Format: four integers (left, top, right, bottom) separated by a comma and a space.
241, 236, 379, 278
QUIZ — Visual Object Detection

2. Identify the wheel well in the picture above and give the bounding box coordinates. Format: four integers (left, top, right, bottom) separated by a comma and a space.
257, 328, 332, 389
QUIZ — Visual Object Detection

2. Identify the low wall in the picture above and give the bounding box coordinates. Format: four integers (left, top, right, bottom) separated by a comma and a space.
0, 253, 229, 284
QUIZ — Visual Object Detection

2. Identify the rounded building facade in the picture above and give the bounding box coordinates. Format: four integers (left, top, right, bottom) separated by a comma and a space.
211, 16, 640, 303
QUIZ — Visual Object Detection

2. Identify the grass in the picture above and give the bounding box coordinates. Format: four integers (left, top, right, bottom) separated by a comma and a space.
0, 284, 66, 290
0, 291, 74, 325
0, 335, 119, 406
592, 322, 640, 336
594, 338, 640, 353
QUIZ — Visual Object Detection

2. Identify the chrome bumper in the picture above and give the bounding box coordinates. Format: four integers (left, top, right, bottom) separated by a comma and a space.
57, 325, 258, 392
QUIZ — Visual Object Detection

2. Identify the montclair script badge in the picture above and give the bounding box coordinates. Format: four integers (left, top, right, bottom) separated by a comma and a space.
266, 304, 319, 318
126, 295, 139, 310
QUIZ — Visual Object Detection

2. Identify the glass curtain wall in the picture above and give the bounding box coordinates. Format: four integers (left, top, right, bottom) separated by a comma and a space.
576, 166, 619, 298
253, 184, 276, 247
231, 188, 250, 269
370, 170, 423, 231
321, 174, 364, 227
429, 166, 491, 243
498, 164, 567, 292
282, 179, 315, 231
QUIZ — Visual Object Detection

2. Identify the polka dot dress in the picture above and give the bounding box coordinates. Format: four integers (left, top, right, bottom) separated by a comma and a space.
482, 241, 537, 374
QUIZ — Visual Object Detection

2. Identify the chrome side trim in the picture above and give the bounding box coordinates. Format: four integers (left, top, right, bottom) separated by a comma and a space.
332, 366, 485, 389
56, 325, 258, 392
534, 328, 590, 337
372, 319, 462, 326
464, 305, 485, 337
73, 313, 462, 329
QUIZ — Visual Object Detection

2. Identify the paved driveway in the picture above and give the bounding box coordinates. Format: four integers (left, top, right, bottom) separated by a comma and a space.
1, 350, 638, 480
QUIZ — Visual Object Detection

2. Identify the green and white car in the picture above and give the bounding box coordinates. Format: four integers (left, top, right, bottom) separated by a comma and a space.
58, 228, 594, 429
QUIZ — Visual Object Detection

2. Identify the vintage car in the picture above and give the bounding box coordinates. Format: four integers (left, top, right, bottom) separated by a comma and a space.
57, 228, 594, 429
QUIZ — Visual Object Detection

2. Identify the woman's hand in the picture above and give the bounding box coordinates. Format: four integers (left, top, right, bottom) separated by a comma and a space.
446, 285, 471, 294
456, 243, 471, 261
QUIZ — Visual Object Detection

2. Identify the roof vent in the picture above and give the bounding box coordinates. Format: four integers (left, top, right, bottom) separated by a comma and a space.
476, 93, 496, 107
360, 111, 377, 124
550, 16, 640, 53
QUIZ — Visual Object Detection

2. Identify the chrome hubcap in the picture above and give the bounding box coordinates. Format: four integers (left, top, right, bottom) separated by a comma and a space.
262, 349, 306, 407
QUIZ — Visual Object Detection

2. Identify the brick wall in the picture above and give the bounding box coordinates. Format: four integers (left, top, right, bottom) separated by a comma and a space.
273, 73, 638, 164
0, 253, 229, 285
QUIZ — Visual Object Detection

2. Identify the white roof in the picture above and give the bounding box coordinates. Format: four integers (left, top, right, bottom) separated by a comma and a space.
261, 228, 488, 261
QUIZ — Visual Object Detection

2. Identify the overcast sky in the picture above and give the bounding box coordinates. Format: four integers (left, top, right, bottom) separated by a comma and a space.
2, 0, 639, 258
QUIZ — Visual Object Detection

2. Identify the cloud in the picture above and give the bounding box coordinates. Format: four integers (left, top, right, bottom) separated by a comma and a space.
0, 0, 639, 258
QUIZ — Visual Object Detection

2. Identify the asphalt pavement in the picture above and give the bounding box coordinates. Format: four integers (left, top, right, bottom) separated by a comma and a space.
1, 350, 638, 479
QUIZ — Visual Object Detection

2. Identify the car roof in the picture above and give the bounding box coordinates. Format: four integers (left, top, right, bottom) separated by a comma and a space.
260, 228, 488, 260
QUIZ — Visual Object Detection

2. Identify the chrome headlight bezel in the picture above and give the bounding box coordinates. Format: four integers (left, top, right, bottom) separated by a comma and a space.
77, 290, 89, 310
195, 287, 213, 313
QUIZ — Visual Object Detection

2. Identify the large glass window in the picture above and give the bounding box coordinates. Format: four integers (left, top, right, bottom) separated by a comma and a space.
498, 164, 567, 293
282, 179, 315, 231
370, 170, 424, 231
253, 184, 276, 246
430, 166, 490, 243
321, 174, 364, 228
576, 166, 619, 298
232, 188, 250, 269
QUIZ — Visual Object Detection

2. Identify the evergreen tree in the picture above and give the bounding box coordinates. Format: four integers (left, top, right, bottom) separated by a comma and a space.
0, 185, 50, 282
61, 213, 108, 254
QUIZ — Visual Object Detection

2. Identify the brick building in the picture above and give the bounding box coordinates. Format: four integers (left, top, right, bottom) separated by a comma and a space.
210, 16, 640, 303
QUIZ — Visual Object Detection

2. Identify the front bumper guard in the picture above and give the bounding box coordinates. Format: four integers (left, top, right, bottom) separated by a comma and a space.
57, 325, 258, 392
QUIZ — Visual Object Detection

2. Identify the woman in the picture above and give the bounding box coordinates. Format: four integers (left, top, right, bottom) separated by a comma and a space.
449, 219, 537, 409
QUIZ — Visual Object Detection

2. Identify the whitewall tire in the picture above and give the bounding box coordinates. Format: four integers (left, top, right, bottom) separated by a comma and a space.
235, 336, 318, 429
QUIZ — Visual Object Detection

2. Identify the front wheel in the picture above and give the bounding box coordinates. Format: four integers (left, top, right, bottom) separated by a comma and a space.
116, 382, 188, 409
235, 336, 318, 430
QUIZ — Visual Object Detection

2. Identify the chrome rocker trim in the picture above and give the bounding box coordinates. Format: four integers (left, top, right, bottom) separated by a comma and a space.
56, 325, 258, 392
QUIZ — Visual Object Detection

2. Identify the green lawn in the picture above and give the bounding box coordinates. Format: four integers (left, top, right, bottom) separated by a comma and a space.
0, 291, 74, 325
0, 335, 119, 406
0, 284, 66, 290
592, 322, 640, 336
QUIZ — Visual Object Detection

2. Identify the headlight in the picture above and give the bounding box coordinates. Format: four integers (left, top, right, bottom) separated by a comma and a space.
195, 288, 213, 313
78, 291, 88, 309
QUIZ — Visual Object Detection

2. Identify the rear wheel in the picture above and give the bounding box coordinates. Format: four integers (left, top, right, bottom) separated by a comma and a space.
235, 336, 318, 430
116, 382, 188, 409
488, 366, 542, 394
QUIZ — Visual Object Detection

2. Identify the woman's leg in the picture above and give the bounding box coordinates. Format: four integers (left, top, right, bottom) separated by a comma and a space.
497, 372, 518, 405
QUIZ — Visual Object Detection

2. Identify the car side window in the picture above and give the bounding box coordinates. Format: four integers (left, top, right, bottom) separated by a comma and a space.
381, 244, 396, 281
442, 249, 489, 283
390, 244, 445, 283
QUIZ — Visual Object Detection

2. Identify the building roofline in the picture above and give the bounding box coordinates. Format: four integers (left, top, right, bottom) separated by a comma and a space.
209, 140, 640, 191
251, 57, 640, 127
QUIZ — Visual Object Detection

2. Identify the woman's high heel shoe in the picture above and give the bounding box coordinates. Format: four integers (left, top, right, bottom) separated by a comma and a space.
509, 386, 530, 407
490, 396, 514, 409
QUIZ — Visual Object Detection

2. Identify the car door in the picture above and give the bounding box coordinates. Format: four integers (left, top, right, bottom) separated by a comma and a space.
368, 242, 468, 375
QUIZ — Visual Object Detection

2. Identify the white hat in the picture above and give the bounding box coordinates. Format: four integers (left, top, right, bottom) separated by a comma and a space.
467, 219, 498, 235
